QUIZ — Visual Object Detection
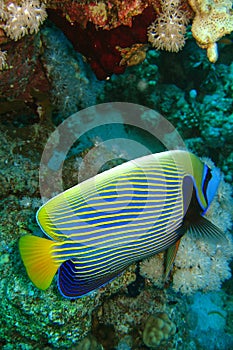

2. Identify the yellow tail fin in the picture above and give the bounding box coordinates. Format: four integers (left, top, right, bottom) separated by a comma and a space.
19, 235, 60, 290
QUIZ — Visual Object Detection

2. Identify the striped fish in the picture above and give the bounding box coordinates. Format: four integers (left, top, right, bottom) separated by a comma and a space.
19, 150, 223, 298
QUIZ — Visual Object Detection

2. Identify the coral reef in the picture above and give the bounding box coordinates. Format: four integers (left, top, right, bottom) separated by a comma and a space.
172, 234, 233, 294
1, 98, 233, 349
148, 0, 189, 52
0, 22, 103, 121
71, 334, 103, 350
39, 23, 104, 120
187, 292, 233, 349
47, 5, 156, 80
56, 0, 149, 30
0, 3, 232, 350
0, 0, 47, 70
142, 312, 176, 348
188, 0, 233, 62
99, 48, 161, 109
0, 120, 138, 349
91, 286, 168, 348
100, 42, 233, 181
0, 32, 51, 117
0, 0, 47, 41
1, 0, 232, 82
140, 253, 165, 289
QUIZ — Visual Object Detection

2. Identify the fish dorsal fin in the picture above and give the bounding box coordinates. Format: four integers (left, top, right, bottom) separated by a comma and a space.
187, 215, 226, 242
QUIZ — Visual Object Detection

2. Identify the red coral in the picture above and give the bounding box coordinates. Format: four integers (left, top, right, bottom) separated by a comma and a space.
48, 6, 156, 79
0, 35, 49, 101
48, 0, 151, 30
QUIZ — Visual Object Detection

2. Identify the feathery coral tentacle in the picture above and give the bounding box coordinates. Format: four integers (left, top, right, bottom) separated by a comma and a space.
147, 0, 189, 53
0, 0, 47, 41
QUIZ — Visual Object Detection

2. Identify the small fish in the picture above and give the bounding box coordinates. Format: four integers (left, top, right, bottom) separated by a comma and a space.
219, 37, 233, 45
19, 150, 223, 298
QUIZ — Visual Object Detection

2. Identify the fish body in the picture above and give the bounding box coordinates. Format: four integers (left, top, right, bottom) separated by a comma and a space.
19, 150, 222, 298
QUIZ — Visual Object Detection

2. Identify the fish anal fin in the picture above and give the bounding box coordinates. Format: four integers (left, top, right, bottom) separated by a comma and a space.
58, 260, 123, 298
164, 239, 181, 281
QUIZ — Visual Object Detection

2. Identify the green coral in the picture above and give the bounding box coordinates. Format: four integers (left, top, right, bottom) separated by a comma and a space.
142, 313, 176, 348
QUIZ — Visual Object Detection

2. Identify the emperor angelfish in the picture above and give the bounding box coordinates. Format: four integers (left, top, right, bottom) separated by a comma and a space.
19, 150, 223, 298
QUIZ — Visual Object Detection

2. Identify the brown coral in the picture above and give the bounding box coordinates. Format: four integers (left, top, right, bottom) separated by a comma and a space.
142, 312, 176, 348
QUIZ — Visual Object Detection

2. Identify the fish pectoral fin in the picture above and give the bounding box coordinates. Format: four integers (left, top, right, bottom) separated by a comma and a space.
58, 260, 123, 298
164, 239, 181, 281
187, 215, 226, 241
19, 235, 60, 290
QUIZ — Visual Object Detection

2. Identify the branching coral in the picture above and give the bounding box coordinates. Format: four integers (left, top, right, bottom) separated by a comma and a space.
147, 0, 189, 52
0, 0, 47, 41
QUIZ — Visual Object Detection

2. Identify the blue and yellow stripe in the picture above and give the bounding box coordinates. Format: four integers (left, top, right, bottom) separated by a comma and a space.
19, 150, 217, 298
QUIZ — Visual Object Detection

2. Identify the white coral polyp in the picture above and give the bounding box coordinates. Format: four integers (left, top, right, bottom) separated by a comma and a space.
147, 1, 188, 53
173, 266, 205, 294
172, 233, 233, 295
2, 0, 47, 41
